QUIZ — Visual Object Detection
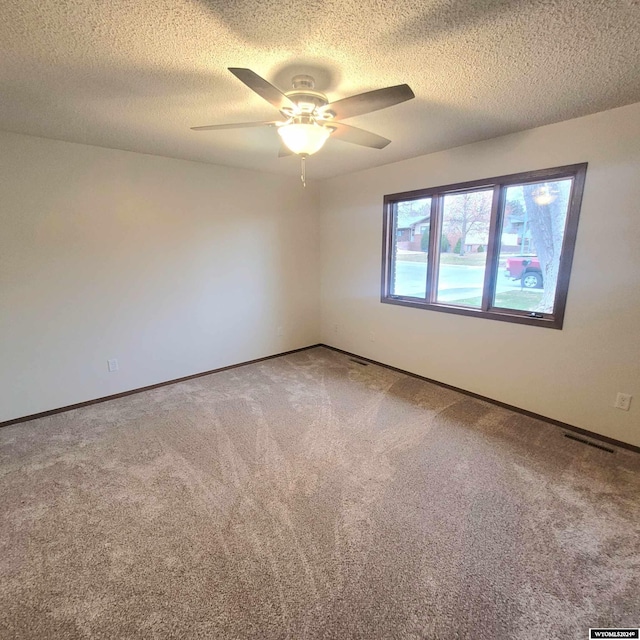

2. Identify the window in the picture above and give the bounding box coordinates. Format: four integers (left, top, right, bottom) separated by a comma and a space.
381, 164, 587, 329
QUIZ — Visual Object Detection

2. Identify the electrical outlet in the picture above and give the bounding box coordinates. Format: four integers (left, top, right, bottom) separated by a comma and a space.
107, 358, 119, 373
277, 326, 284, 337
614, 392, 632, 411
333, 324, 339, 334
369, 331, 376, 342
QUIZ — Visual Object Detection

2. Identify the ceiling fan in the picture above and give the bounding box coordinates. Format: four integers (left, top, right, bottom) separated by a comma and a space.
191, 68, 415, 183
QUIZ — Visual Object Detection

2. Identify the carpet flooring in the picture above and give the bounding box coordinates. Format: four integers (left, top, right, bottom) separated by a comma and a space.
1, 346, 638, 639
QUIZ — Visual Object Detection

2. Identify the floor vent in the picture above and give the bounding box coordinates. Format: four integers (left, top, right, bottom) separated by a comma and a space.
349, 359, 368, 366
564, 433, 615, 453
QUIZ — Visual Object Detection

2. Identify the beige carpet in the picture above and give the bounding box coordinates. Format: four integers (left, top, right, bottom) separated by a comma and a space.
1, 346, 638, 639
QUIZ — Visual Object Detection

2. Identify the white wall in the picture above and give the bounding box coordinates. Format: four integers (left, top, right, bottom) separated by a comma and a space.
0, 132, 320, 422
3, 104, 639, 447
319, 102, 640, 447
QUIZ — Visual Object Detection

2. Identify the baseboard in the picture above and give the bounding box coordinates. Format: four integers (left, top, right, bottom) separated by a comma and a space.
318, 344, 640, 455
4, 342, 637, 455
0, 344, 322, 429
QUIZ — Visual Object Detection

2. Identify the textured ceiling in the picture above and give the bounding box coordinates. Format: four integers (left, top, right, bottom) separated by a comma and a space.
1, 0, 639, 180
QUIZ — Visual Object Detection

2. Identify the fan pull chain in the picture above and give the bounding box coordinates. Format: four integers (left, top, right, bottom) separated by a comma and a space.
300, 154, 307, 187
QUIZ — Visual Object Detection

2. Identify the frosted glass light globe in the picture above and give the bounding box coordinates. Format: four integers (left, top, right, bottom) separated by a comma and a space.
278, 123, 331, 155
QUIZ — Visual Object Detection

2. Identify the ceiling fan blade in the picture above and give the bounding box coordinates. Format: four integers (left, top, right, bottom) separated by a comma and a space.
328, 122, 391, 149
324, 84, 414, 120
228, 68, 296, 112
191, 121, 279, 131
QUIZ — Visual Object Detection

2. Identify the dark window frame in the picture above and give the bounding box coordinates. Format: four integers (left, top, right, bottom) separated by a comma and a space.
380, 163, 588, 329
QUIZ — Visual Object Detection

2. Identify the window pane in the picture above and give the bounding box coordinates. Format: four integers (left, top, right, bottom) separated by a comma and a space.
435, 189, 493, 307
494, 179, 573, 314
390, 198, 431, 298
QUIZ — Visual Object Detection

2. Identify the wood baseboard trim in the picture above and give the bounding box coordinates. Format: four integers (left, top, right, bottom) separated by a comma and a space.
319, 344, 640, 455
4, 343, 637, 455
0, 344, 322, 429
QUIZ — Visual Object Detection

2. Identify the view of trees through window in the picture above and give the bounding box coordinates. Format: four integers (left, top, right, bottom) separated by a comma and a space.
391, 197, 430, 298
384, 164, 586, 328
435, 189, 492, 308
496, 180, 572, 313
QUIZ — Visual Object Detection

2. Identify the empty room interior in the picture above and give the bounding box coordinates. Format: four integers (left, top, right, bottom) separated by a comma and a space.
1, 1, 639, 638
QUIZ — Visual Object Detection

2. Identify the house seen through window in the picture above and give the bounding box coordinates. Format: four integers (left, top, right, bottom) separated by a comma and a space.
381, 164, 587, 329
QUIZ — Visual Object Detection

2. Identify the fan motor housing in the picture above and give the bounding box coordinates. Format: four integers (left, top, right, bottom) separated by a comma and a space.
283, 74, 329, 115
284, 90, 328, 112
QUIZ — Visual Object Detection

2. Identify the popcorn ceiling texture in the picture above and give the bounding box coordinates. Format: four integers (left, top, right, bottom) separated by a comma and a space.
1, 0, 639, 178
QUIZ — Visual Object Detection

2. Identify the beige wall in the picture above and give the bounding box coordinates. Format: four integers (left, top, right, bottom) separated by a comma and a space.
0, 132, 320, 422
3, 103, 639, 447
319, 102, 640, 447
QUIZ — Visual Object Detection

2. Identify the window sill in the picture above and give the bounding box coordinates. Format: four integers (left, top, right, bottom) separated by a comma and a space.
381, 296, 562, 329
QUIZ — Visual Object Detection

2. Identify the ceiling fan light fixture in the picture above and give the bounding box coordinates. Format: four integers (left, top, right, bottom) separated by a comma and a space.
278, 122, 331, 155
532, 184, 559, 206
